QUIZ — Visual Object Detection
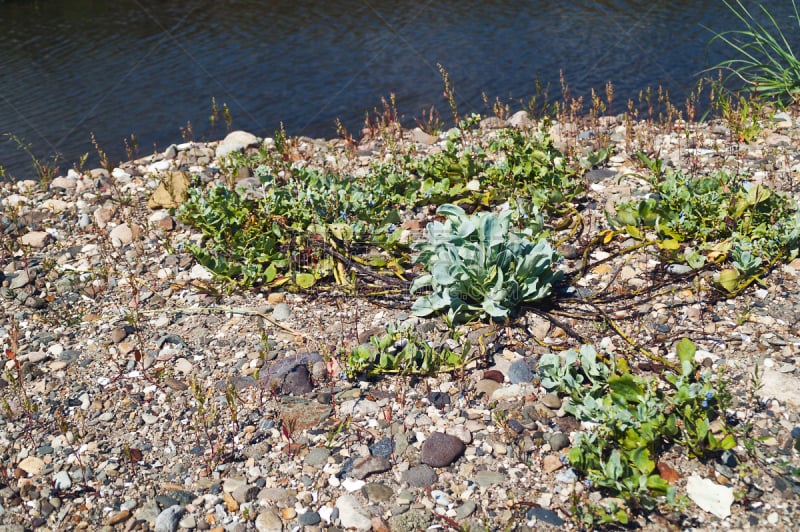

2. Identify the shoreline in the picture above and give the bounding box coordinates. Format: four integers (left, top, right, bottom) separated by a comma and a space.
2, 110, 800, 531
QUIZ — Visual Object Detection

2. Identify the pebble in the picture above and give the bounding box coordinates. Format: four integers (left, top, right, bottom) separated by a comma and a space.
254, 508, 283, 532
362, 482, 394, 502
299, 511, 321, 525
455, 500, 476, 519
154, 505, 185, 532
272, 303, 292, 321
507, 359, 534, 384
526, 507, 565, 526
420, 431, 465, 467
401, 465, 437, 487
53, 470, 71, 490
548, 432, 570, 451
475, 470, 506, 486
351, 456, 391, 480
335, 495, 372, 531
541, 393, 562, 409
686, 475, 734, 519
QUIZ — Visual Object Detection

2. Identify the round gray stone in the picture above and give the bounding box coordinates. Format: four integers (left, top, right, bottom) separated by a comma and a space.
154, 505, 184, 532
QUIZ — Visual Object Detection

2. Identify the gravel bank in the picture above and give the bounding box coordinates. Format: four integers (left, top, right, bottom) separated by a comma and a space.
1, 110, 799, 531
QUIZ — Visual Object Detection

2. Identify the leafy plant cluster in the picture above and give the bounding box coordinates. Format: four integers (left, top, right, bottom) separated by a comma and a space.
410, 204, 563, 324
379, 126, 586, 212
344, 322, 473, 378
539, 339, 735, 521
178, 166, 407, 290
610, 154, 800, 293
178, 124, 584, 292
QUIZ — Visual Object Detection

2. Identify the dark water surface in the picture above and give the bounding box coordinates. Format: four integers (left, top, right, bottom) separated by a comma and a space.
0, 0, 795, 179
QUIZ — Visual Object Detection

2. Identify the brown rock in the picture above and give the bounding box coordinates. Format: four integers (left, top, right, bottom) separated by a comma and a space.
104, 509, 131, 526
223, 492, 239, 513
483, 370, 504, 383
543, 454, 563, 473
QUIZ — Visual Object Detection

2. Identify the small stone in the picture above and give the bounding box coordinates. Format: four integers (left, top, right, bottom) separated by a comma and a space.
420, 432, 465, 467
541, 393, 562, 409
53, 470, 72, 490
387, 509, 432, 532
543, 454, 564, 473
455, 501, 476, 519
304, 447, 331, 467
254, 509, 283, 532
189, 264, 214, 281
272, 303, 291, 321
281, 364, 313, 395
475, 379, 501, 397
427, 391, 450, 409
482, 369, 504, 383
401, 465, 437, 488
105, 509, 131, 526
222, 492, 239, 513
7, 271, 29, 290
686, 475, 734, 519
508, 359, 534, 384
336, 495, 372, 531
475, 470, 505, 487
216, 131, 260, 159
280, 507, 296, 520
370, 438, 394, 459
526, 507, 565, 526
17, 456, 45, 476
154, 505, 185, 532
548, 432, 570, 451
362, 482, 394, 502
351, 456, 391, 480
110, 326, 132, 343
298, 511, 321, 525
109, 223, 134, 247
20, 231, 51, 248
410, 127, 438, 145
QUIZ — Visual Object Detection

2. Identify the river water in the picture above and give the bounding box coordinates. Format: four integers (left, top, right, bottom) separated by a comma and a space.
0, 0, 795, 179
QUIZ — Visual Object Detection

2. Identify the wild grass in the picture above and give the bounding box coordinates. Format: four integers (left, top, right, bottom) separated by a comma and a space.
709, 0, 800, 104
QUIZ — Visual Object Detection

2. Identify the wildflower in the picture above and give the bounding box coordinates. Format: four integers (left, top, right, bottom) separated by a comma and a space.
701, 400, 709, 408
386, 223, 397, 234
706, 391, 714, 399
584, 479, 593, 488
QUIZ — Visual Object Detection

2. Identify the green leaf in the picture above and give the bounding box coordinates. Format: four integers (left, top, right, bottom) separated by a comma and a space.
630, 447, 655, 475
675, 338, 696, 372
295, 273, 316, 289
608, 373, 644, 403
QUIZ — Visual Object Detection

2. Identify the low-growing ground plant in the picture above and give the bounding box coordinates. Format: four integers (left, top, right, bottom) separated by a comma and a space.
538, 339, 735, 521
345, 322, 473, 377
608, 156, 800, 294
410, 203, 562, 324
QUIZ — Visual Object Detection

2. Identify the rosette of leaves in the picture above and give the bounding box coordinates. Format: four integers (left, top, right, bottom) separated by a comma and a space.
410, 204, 562, 324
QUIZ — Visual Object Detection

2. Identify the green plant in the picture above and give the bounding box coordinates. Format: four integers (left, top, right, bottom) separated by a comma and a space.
538, 340, 735, 518
609, 158, 800, 294
715, 90, 763, 143
3, 133, 60, 184
410, 203, 562, 324
709, 0, 800, 104
178, 165, 408, 290
345, 322, 473, 377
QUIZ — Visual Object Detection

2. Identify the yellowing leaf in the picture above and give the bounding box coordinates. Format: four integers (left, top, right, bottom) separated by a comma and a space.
717, 268, 740, 292
295, 273, 316, 289
657, 239, 680, 250
626, 225, 643, 240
